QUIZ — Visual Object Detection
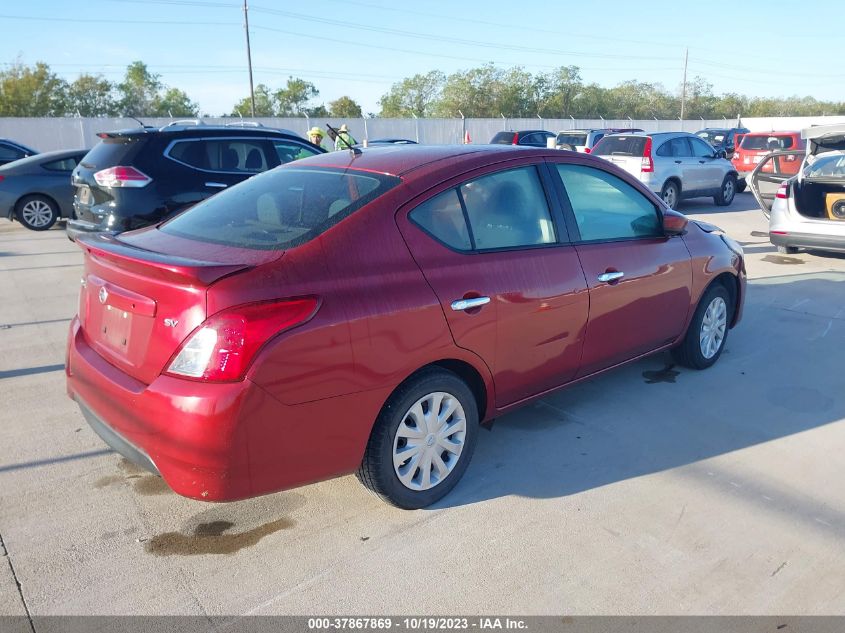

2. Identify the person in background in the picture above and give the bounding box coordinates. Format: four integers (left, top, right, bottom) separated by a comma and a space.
307, 127, 327, 150
334, 124, 357, 151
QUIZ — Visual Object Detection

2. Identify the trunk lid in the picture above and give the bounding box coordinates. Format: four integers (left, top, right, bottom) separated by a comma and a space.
591, 135, 649, 176
76, 229, 281, 384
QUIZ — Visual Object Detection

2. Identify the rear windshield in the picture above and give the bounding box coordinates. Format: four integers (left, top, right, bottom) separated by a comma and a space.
556, 133, 588, 146
592, 135, 648, 156
81, 137, 143, 168
696, 130, 727, 145
490, 132, 517, 145
740, 135, 794, 150
160, 167, 401, 250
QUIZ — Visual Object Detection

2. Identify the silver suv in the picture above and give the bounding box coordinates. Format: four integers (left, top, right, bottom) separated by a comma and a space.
592, 132, 739, 208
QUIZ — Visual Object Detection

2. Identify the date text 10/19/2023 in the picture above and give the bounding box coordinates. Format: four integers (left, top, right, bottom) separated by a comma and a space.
307, 617, 529, 630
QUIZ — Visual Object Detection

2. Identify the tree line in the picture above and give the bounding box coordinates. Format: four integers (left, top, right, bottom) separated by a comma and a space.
3, 60, 843, 119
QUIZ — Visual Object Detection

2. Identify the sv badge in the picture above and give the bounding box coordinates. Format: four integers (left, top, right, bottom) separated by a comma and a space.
163, 318, 179, 328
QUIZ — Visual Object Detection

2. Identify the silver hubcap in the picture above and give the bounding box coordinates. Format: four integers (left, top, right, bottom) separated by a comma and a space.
700, 297, 727, 359
663, 186, 677, 208
723, 180, 734, 200
392, 391, 466, 491
21, 200, 54, 227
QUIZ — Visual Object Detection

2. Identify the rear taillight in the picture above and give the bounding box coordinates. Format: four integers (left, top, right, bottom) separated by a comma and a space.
165, 298, 319, 382
641, 137, 654, 173
0, 175, 5, 183
512, 132, 519, 145
584, 147, 592, 154
93, 166, 151, 188
776, 183, 789, 199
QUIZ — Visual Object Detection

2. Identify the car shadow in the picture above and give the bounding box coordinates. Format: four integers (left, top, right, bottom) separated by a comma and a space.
436, 272, 845, 509
675, 192, 761, 216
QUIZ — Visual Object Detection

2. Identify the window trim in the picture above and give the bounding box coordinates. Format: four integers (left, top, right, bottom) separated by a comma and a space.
548, 160, 666, 245
162, 136, 284, 174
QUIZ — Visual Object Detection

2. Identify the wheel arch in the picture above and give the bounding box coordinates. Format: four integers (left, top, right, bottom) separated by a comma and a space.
711, 271, 741, 328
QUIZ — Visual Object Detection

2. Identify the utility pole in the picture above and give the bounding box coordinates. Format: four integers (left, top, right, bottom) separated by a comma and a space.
680, 47, 688, 122
243, 0, 256, 117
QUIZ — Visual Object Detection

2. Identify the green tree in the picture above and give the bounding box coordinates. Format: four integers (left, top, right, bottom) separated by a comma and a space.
378, 70, 445, 117
117, 61, 162, 116
274, 77, 319, 116
0, 60, 68, 116
153, 87, 199, 117
307, 104, 329, 117
539, 66, 583, 117
67, 74, 116, 116
231, 84, 275, 117
329, 95, 362, 118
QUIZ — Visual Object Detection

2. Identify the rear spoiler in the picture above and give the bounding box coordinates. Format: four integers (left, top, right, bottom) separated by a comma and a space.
76, 233, 252, 285
96, 127, 155, 139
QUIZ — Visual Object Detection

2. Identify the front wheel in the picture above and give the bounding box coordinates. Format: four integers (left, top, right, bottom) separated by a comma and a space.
357, 368, 479, 509
16, 195, 59, 231
736, 179, 747, 193
672, 283, 732, 370
715, 174, 737, 206
661, 181, 680, 209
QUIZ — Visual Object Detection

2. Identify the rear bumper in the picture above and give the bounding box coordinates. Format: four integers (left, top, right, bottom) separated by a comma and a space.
66, 317, 383, 501
769, 231, 845, 253
66, 219, 114, 242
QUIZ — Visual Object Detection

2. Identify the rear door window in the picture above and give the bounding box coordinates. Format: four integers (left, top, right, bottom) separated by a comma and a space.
690, 137, 715, 157
160, 167, 400, 250
409, 190, 471, 251
555, 163, 661, 241
167, 138, 279, 173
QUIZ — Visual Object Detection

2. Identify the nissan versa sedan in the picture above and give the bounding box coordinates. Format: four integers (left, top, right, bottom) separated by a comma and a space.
750, 124, 845, 254
66, 145, 746, 509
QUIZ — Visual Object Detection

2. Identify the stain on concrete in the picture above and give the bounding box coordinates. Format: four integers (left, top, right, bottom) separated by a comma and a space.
133, 475, 171, 496
762, 255, 805, 265
642, 365, 680, 384
144, 518, 294, 556
94, 475, 124, 488
118, 458, 147, 476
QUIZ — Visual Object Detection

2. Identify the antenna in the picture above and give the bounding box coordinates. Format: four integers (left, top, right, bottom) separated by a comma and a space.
126, 115, 145, 127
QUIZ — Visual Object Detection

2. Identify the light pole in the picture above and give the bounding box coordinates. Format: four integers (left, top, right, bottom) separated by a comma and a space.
243, 0, 256, 117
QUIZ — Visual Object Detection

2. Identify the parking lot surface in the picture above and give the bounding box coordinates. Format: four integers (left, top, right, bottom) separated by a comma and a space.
1, 191, 844, 616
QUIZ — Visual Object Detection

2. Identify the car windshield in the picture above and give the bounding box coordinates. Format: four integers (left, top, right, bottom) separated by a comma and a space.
160, 167, 400, 250
697, 131, 726, 145
741, 135, 793, 150
803, 152, 845, 179
490, 132, 518, 145
556, 133, 588, 146
591, 136, 648, 156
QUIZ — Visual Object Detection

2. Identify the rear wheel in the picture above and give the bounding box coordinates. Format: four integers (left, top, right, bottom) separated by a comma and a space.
714, 174, 737, 206
672, 283, 732, 370
661, 181, 680, 209
16, 195, 59, 231
357, 368, 479, 509
777, 245, 799, 255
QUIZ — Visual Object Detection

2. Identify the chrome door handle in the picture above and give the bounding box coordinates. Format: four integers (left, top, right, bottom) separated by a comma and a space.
597, 272, 624, 283
451, 296, 490, 311
205, 182, 228, 188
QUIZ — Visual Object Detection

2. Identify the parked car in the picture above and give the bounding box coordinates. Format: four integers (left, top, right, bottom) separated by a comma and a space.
592, 131, 739, 208
67, 144, 745, 509
0, 139, 38, 167
731, 130, 805, 192
490, 130, 556, 147
0, 149, 87, 231
749, 124, 845, 254
67, 121, 326, 241
555, 128, 644, 153
695, 127, 750, 160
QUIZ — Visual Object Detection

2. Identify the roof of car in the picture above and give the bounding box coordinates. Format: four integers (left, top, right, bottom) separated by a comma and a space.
283, 144, 564, 178
97, 125, 304, 139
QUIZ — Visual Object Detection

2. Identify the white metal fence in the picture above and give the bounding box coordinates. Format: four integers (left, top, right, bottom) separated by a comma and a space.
3, 115, 845, 152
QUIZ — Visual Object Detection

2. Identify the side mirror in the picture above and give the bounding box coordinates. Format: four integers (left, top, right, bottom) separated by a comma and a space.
716, 149, 727, 159
663, 209, 689, 236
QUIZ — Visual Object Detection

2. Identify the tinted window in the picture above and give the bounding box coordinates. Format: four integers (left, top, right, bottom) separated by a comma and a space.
81, 137, 141, 168
274, 140, 319, 164
696, 130, 727, 145
556, 133, 588, 146
409, 189, 471, 251
460, 166, 555, 249
556, 164, 661, 241
592, 135, 648, 156
168, 139, 275, 172
741, 135, 795, 150
690, 137, 716, 157
661, 137, 692, 157
42, 156, 80, 171
490, 132, 517, 145
161, 167, 400, 250
0, 143, 25, 161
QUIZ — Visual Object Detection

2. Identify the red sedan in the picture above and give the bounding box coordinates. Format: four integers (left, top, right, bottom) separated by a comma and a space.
66, 145, 746, 509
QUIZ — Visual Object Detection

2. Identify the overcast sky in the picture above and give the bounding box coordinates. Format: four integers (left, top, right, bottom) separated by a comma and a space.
1, 0, 842, 116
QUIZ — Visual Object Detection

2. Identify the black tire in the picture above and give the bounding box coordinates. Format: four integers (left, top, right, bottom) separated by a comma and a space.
661, 180, 680, 209
671, 283, 732, 370
357, 368, 479, 509
16, 195, 59, 231
714, 174, 737, 206
777, 245, 799, 255
736, 178, 747, 193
